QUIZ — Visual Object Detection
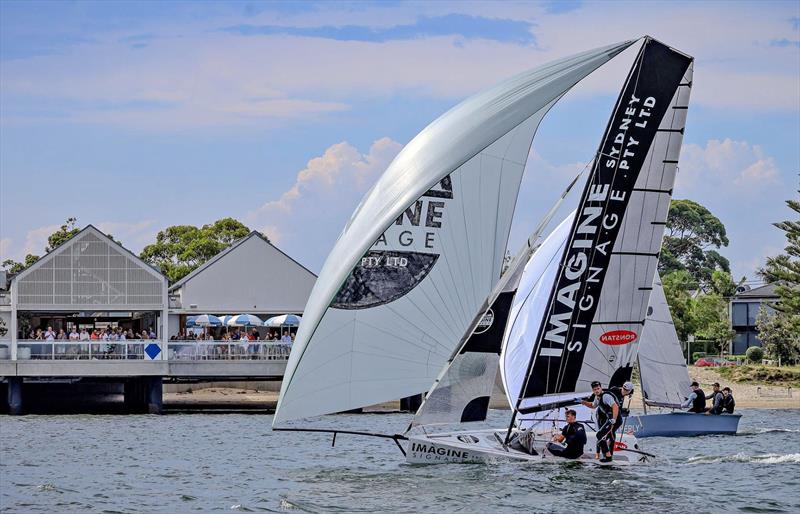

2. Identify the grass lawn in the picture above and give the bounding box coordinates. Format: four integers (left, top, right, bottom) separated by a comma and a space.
716, 365, 800, 388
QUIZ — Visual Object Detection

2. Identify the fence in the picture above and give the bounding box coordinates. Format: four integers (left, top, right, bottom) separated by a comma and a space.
11, 340, 148, 360
0, 340, 292, 362
166, 341, 291, 361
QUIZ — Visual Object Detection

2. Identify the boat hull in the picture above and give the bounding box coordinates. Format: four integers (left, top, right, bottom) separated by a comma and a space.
406, 428, 648, 465
627, 412, 741, 438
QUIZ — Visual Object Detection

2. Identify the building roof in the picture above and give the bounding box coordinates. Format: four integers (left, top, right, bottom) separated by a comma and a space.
12, 225, 165, 284
733, 282, 779, 300
11, 225, 167, 311
169, 231, 316, 292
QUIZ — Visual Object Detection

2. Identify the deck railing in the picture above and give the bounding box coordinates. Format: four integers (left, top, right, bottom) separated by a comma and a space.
10, 340, 148, 360
0, 340, 292, 361
166, 341, 291, 361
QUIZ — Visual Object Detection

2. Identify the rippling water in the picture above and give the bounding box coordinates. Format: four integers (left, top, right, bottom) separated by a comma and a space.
2, 409, 799, 513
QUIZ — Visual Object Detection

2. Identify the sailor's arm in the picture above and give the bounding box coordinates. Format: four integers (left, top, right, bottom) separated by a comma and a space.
612, 401, 619, 421
681, 392, 696, 408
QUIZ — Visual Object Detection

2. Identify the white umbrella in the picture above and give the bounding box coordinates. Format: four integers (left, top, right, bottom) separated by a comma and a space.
217, 315, 233, 326
264, 314, 302, 328
193, 314, 222, 327
226, 314, 263, 327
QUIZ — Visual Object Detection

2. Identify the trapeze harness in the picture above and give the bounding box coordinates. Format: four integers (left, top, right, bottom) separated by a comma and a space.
689, 388, 706, 413
594, 387, 624, 456
722, 394, 736, 414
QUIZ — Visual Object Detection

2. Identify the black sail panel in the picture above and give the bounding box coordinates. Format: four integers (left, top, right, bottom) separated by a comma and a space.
523, 39, 692, 400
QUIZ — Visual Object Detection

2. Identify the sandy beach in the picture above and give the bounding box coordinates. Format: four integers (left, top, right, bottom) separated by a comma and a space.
164, 366, 799, 411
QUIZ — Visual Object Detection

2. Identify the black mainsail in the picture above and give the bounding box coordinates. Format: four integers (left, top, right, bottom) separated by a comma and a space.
506, 38, 693, 429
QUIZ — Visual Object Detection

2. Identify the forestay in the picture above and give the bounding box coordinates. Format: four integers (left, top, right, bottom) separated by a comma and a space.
410, 175, 582, 428
274, 40, 637, 425
638, 275, 692, 408
511, 38, 694, 417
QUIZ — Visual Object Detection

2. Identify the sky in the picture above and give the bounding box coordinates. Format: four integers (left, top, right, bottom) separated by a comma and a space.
1, 0, 798, 283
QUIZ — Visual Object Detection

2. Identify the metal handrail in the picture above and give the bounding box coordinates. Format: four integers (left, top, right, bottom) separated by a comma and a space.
166, 341, 291, 361
14, 340, 148, 360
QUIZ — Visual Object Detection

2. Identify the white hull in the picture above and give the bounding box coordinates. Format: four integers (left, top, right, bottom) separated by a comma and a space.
406, 428, 649, 465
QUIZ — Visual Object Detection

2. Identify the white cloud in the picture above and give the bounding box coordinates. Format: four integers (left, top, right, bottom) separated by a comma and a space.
22, 224, 61, 257
246, 137, 402, 262
1, 2, 796, 130
677, 138, 780, 194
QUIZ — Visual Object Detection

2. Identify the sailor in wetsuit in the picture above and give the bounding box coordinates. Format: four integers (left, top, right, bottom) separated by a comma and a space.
706, 382, 725, 415
581, 380, 634, 463
681, 381, 706, 413
546, 409, 587, 459
721, 387, 736, 413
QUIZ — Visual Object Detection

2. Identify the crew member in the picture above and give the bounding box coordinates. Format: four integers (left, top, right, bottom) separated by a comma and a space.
681, 381, 706, 413
547, 409, 587, 459
706, 382, 724, 415
721, 387, 736, 414
581, 381, 634, 463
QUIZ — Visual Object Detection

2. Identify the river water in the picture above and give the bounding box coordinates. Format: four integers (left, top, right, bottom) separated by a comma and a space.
1, 408, 799, 513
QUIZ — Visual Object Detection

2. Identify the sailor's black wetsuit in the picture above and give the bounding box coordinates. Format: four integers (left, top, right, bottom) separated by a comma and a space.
547, 422, 587, 459
688, 388, 706, 413
590, 388, 623, 457
722, 394, 736, 414
708, 390, 724, 414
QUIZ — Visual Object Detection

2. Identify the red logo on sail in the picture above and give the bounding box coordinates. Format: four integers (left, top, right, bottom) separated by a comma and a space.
599, 330, 638, 346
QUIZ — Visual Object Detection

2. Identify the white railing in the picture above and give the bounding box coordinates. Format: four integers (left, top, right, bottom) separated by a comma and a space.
12, 340, 149, 360
0, 340, 292, 361
166, 341, 291, 361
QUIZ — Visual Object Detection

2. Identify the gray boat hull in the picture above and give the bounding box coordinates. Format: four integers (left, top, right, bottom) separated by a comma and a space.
627, 412, 741, 438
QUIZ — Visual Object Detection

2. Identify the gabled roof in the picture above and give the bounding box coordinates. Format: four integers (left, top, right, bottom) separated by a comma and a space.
169, 231, 316, 291
12, 224, 166, 284
733, 282, 779, 299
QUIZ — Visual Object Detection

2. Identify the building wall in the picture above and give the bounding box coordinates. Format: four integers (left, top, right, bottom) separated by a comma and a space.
175, 236, 316, 314
730, 299, 774, 354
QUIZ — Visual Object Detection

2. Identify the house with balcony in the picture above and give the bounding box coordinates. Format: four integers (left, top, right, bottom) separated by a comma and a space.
729, 282, 779, 354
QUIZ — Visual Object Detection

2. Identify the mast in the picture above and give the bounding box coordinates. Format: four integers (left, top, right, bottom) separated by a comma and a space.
503, 37, 693, 441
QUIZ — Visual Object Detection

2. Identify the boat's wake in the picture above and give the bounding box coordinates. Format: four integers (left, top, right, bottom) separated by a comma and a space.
686, 452, 800, 465
737, 427, 800, 435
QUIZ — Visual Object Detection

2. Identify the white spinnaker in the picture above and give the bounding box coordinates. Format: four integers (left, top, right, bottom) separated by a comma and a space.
273, 40, 636, 426
501, 214, 574, 410
410, 174, 583, 428
638, 275, 692, 407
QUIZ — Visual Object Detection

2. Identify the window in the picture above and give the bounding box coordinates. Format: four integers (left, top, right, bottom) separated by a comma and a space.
746, 302, 761, 326
731, 303, 748, 327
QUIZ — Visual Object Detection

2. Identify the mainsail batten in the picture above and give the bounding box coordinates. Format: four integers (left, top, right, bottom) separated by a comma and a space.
509, 38, 693, 417
274, 40, 637, 425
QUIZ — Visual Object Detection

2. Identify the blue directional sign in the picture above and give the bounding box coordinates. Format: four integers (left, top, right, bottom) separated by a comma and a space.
145, 343, 162, 360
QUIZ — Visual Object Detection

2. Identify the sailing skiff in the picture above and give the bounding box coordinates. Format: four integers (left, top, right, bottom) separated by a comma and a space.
274, 36, 695, 465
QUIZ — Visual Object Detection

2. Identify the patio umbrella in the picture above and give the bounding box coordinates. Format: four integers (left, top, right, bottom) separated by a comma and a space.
217, 315, 233, 326
226, 314, 263, 327
185, 316, 198, 328
264, 314, 302, 328
193, 314, 222, 327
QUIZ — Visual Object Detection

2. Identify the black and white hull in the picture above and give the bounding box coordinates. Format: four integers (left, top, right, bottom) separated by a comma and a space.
406, 428, 649, 465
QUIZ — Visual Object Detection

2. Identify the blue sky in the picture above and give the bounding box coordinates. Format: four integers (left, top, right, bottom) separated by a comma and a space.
1, 0, 798, 283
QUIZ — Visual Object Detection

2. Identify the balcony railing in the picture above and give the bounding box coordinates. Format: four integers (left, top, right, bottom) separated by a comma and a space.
0, 340, 291, 361
10, 340, 148, 360
166, 341, 291, 361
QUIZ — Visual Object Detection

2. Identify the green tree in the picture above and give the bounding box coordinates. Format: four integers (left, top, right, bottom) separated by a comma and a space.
140, 217, 253, 283
759, 192, 800, 328
45, 217, 79, 252
693, 293, 735, 355
662, 269, 698, 343
707, 270, 743, 298
660, 199, 731, 285
1, 254, 40, 274
756, 306, 800, 364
